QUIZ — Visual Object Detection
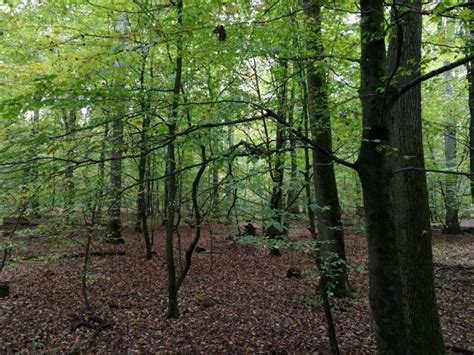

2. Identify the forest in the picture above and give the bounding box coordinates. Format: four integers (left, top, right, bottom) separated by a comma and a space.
0, 0, 473, 353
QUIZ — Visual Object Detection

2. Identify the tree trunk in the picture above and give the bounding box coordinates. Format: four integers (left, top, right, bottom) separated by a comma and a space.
357, 1, 408, 352
443, 63, 462, 234
211, 158, 220, 216
92, 122, 108, 225
287, 87, 300, 214
468, 3, 474, 203
107, 14, 129, 244
303, 0, 351, 298
265, 60, 288, 256
176, 146, 207, 290
30, 107, 40, 217
136, 55, 153, 260
387, 1, 445, 352
165, 0, 183, 319
226, 126, 237, 225
301, 72, 317, 239
107, 112, 124, 244
63, 110, 76, 212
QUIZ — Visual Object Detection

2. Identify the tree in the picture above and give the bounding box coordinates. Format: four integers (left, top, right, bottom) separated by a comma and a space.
164, 0, 183, 318
136, 52, 153, 260
442, 63, 462, 234
303, 0, 352, 298
106, 14, 129, 244
467, 1, 474, 203
265, 60, 289, 256
387, 0, 444, 352
357, 0, 411, 351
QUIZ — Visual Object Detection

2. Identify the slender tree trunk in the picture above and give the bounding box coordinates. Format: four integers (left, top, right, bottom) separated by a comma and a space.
107, 111, 124, 244
357, 1, 408, 352
443, 64, 462, 234
135, 195, 143, 232
63, 110, 76, 212
211, 159, 219, 216
165, 0, 183, 318
30, 107, 40, 217
136, 55, 153, 259
287, 88, 299, 214
92, 122, 108, 225
107, 14, 128, 244
301, 73, 317, 238
137, 117, 152, 259
468, 2, 474, 203
265, 61, 288, 256
303, 0, 351, 298
176, 146, 207, 290
387, 1, 444, 352
469, 51, 474, 204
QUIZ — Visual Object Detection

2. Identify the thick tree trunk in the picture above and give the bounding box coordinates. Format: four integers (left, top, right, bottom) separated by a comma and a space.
303, 0, 351, 298
165, 0, 183, 319
387, 1, 445, 352
443, 65, 462, 234
358, 1, 408, 352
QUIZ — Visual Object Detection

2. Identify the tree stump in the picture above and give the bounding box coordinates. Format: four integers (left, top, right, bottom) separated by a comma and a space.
286, 267, 302, 278
0, 281, 9, 298
244, 223, 256, 236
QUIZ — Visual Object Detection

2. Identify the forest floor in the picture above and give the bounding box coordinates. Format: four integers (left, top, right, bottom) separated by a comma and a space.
0, 220, 473, 353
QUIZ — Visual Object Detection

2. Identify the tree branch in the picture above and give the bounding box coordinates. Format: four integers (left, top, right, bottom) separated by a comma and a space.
398, 55, 474, 97
264, 109, 358, 170
393, 167, 473, 179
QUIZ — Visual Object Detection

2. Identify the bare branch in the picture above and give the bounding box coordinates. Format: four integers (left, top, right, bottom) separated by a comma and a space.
397, 55, 474, 98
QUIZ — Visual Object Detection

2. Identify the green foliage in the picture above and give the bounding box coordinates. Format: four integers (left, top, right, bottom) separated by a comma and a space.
0, 0, 470, 239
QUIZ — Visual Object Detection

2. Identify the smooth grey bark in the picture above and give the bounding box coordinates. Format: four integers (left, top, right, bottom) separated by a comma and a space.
303, 0, 351, 298
107, 111, 124, 244
107, 14, 129, 244
442, 64, 462, 234
387, 1, 444, 352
